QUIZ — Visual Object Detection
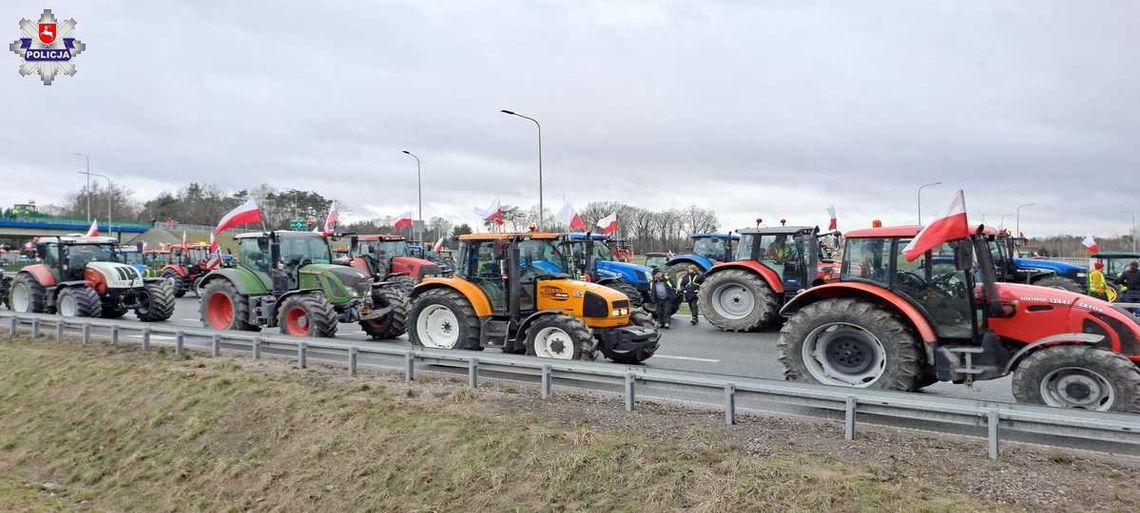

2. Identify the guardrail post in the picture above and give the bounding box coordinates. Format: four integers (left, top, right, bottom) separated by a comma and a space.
8, 317, 17, 338
987, 409, 1001, 460
297, 341, 307, 369
141, 327, 150, 350
624, 373, 636, 412
724, 383, 736, 426
175, 331, 184, 356
82, 322, 91, 345
31, 318, 41, 339
211, 335, 221, 357
468, 358, 479, 388
253, 337, 262, 360
111, 326, 120, 346
54, 320, 63, 342
348, 347, 358, 377
404, 351, 415, 382
541, 364, 552, 399
844, 396, 857, 441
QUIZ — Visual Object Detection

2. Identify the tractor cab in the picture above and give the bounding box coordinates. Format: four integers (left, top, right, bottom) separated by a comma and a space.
171, 243, 213, 268
457, 232, 572, 312
346, 234, 439, 285
235, 231, 335, 292
557, 232, 653, 306
734, 226, 825, 292
1093, 252, 1140, 283
983, 229, 1086, 292
38, 237, 122, 282
692, 233, 737, 263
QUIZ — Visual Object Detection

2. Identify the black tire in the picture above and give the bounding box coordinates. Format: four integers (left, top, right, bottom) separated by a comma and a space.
161, 268, 187, 298
200, 279, 260, 331
360, 287, 408, 340
408, 288, 481, 350
136, 280, 176, 322
525, 314, 597, 361
1011, 345, 1140, 412
698, 269, 778, 332
277, 293, 338, 338
385, 275, 415, 296
101, 302, 129, 319
777, 298, 925, 391
630, 310, 656, 330
1034, 276, 1083, 293
56, 286, 103, 318
0, 275, 11, 309
9, 273, 47, 313
605, 280, 643, 308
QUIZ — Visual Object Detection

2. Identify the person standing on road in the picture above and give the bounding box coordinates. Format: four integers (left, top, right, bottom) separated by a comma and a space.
1088, 262, 1108, 300
678, 264, 704, 325
647, 269, 677, 329
1118, 261, 1140, 302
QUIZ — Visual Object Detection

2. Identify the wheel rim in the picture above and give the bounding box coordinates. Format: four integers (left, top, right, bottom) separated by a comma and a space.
11, 283, 30, 312
1039, 367, 1115, 410
711, 281, 755, 320
205, 292, 234, 329
416, 304, 460, 349
801, 322, 887, 387
58, 293, 77, 317
283, 306, 310, 335
533, 326, 575, 359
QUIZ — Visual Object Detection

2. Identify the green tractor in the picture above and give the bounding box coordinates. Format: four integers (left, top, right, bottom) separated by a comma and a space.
197, 231, 406, 339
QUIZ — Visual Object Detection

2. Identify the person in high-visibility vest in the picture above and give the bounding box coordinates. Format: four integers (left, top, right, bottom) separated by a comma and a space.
1089, 261, 1108, 300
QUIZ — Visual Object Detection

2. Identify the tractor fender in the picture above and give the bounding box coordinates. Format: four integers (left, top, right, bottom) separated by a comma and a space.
161, 265, 189, 278
666, 254, 714, 272
517, 309, 566, 338
779, 282, 938, 344
706, 261, 785, 294
198, 268, 271, 296
272, 288, 322, 316
1003, 333, 1104, 374
412, 277, 493, 317
19, 264, 56, 287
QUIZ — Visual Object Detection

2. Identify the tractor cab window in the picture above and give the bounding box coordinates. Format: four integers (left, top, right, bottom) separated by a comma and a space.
382, 240, 408, 258
278, 234, 332, 266
591, 240, 611, 263
693, 237, 725, 261
461, 240, 508, 310
842, 238, 891, 287
238, 238, 271, 273
519, 240, 567, 278
892, 240, 974, 340
41, 243, 59, 267
734, 234, 754, 261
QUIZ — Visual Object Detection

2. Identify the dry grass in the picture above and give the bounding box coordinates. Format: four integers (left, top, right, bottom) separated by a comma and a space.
0, 340, 1014, 512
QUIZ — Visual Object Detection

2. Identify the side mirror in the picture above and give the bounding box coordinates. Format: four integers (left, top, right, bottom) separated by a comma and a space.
954, 241, 974, 271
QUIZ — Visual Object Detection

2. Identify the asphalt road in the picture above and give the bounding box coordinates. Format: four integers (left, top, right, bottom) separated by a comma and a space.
168, 296, 1016, 404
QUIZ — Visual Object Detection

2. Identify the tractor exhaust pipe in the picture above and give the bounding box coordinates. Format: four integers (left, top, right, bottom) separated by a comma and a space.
970, 227, 1008, 317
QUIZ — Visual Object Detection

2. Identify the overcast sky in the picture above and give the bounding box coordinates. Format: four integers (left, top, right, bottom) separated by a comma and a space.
2, 1, 1138, 236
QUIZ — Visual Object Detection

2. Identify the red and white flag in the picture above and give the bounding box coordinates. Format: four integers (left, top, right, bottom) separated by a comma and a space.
209, 232, 219, 254
181, 230, 189, 250
596, 212, 618, 235
826, 206, 838, 231
474, 198, 504, 226
393, 211, 414, 230
558, 203, 587, 231
323, 201, 338, 235
215, 198, 262, 233
1082, 234, 1099, 254
432, 236, 446, 253
84, 219, 99, 237
903, 190, 969, 261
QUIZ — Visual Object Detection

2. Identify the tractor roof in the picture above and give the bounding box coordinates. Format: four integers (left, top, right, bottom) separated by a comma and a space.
459, 232, 560, 241
173, 242, 212, 249
41, 236, 118, 244
692, 233, 738, 240
562, 232, 610, 241
356, 234, 406, 242
845, 225, 921, 239
233, 230, 323, 239
1093, 251, 1140, 259
736, 226, 815, 235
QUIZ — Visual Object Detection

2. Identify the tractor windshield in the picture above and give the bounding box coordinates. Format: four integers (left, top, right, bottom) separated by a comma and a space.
693, 237, 726, 261
519, 240, 569, 278
279, 233, 332, 265
64, 243, 119, 268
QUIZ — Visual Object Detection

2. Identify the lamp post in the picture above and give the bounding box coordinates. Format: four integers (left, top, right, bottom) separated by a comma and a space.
1125, 209, 1137, 252
1015, 203, 1035, 239
78, 170, 112, 238
73, 152, 90, 221
500, 109, 544, 230
917, 181, 942, 225
401, 150, 423, 242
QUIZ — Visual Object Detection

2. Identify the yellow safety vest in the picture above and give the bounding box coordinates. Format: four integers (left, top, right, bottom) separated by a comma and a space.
1089, 270, 1107, 293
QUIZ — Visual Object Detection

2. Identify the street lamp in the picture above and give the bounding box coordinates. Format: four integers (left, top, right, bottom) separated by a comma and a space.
77, 170, 112, 238
1124, 209, 1137, 253
1015, 203, 1036, 238
500, 109, 544, 230
917, 181, 942, 225
73, 152, 90, 221
401, 150, 422, 242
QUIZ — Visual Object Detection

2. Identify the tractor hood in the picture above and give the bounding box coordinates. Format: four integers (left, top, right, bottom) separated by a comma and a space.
990, 283, 1140, 354
1012, 257, 1086, 276
315, 264, 374, 298
86, 261, 144, 289
595, 260, 652, 285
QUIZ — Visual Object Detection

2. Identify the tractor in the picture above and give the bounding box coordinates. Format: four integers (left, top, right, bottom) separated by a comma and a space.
698, 226, 836, 331
160, 242, 219, 298
664, 233, 739, 285
197, 231, 406, 339
559, 232, 653, 308
1092, 252, 1140, 304
343, 234, 440, 295
117, 243, 147, 276
777, 224, 1140, 412
0, 236, 175, 322
644, 252, 669, 272
986, 230, 1085, 292
142, 249, 171, 277
407, 232, 659, 364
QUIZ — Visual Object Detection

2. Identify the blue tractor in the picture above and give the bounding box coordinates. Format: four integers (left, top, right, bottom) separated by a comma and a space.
560, 232, 654, 307
663, 233, 739, 285
987, 231, 1085, 292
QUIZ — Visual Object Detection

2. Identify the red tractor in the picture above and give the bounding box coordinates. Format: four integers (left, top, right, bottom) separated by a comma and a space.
343, 234, 440, 295
698, 226, 839, 331
159, 242, 220, 298
777, 225, 1140, 412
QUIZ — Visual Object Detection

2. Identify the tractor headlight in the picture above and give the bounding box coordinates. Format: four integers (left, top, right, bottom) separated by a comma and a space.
612, 307, 629, 317
1076, 272, 1087, 278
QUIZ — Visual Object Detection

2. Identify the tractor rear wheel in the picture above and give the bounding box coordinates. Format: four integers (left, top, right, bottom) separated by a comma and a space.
278, 293, 338, 337
699, 269, 777, 331
605, 280, 643, 308
385, 275, 415, 297
200, 279, 259, 331
56, 286, 103, 318
1011, 345, 1140, 412
409, 288, 480, 350
9, 273, 47, 313
778, 298, 924, 391
361, 287, 408, 340
525, 315, 597, 361
1034, 276, 1083, 293
161, 268, 187, 298
136, 280, 176, 322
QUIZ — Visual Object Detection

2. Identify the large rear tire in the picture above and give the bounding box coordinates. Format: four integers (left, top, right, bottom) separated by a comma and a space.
409, 288, 480, 350
604, 280, 643, 308
361, 287, 408, 340
698, 269, 778, 332
9, 273, 47, 314
136, 280, 176, 322
277, 293, 338, 338
1034, 276, 1083, 293
161, 268, 187, 298
56, 286, 102, 318
200, 279, 259, 331
525, 315, 597, 361
1011, 345, 1140, 412
778, 298, 925, 391
385, 275, 415, 297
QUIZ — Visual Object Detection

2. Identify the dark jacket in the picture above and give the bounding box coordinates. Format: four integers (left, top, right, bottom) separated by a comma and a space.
647, 277, 677, 304
1120, 268, 1140, 289
678, 272, 703, 302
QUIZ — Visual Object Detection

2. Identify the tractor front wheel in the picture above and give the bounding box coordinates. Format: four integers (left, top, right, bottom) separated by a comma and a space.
699, 269, 777, 331
9, 273, 47, 313
361, 287, 408, 340
1012, 345, 1140, 412
1034, 276, 1083, 293
525, 315, 597, 361
200, 279, 259, 331
161, 268, 187, 298
136, 280, 176, 322
409, 288, 480, 350
277, 293, 338, 338
56, 286, 103, 318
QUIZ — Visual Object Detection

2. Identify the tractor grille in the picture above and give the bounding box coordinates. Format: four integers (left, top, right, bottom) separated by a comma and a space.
583, 292, 609, 318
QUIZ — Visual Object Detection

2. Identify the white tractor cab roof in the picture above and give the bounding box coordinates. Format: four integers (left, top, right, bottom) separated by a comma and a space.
43, 235, 119, 244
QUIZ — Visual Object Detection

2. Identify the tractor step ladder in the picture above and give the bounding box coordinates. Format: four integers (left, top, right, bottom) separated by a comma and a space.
945, 346, 987, 386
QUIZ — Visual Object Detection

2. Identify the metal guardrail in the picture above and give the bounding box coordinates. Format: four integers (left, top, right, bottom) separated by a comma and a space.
3, 310, 1140, 461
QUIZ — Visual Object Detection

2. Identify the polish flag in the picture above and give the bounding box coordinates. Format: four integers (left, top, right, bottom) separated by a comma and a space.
215, 198, 262, 233
558, 203, 587, 231
209, 232, 219, 254
903, 190, 969, 261
84, 220, 99, 237
474, 198, 504, 226
181, 230, 189, 250
393, 211, 414, 230
1082, 234, 1099, 255
323, 202, 338, 235
432, 236, 446, 253
596, 212, 618, 235
826, 206, 838, 231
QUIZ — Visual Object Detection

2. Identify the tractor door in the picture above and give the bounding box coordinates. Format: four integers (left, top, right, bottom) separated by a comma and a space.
891, 239, 975, 341
461, 240, 508, 312
39, 242, 63, 282
237, 237, 274, 289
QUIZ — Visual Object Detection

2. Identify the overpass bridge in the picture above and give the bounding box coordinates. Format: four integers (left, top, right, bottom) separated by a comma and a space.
0, 218, 151, 239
